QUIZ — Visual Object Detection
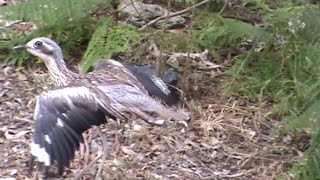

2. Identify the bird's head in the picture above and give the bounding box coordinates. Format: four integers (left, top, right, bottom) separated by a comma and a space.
13, 37, 64, 62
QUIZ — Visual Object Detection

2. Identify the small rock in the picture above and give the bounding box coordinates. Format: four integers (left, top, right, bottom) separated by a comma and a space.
282, 134, 292, 144
17, 74, 28, 81
133, 124, 144, 131
10, 169, 18, 176
119, 0, 186, 29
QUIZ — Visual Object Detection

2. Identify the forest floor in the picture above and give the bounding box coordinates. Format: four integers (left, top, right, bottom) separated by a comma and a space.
0, 53, 303, 180
0, 0, 308, 179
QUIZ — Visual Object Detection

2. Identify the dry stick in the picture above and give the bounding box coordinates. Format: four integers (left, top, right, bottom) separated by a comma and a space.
15, 117, 33, 124
116, 0, 141, 18
139, 0, 211, 30
218, 0, 229, 14
129, 0, 143, 20
155, 1, 171, 76
75, 127, 107, 180
95, 127, 108, 180
181, 0, 195, 93
75, 153, 103, 179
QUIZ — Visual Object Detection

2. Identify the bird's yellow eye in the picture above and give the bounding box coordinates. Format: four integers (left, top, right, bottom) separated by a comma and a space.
34, 41, 43, 48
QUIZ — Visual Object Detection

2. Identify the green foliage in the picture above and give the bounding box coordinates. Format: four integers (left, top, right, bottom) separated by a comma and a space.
0, 0, 112, 65
194, 14, 267, 50
80, 19, 140, 72
290, 123, 320, 179
225, 4, 320, 179
242, 0, 273, 12
228, 5, 320, 114
286, 101, 320, 134
5, 18, 96, 66
0, 0, 109, 26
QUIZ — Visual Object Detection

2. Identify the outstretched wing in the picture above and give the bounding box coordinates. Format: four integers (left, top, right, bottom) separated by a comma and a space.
30, 86, 119, 175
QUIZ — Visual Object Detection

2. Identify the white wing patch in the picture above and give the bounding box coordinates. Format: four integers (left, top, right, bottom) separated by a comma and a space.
57, 118, 64, 127
150, 76, 171, 95
45, 86, 93, 100
44, 135, 52, 144
62, 113, 68, 118
34, 96, 42, 120
30, 142, 51, 166
108, 59, 124, 67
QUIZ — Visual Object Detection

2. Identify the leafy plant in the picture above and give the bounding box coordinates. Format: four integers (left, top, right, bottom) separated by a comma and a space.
0, 0, 112, 65
225, 4, 320, 179
194, 14, 267, 50
80, 19, 140, 72
0, 0, 109, 26
289, 111, 320, 179
228, 5, 320, 113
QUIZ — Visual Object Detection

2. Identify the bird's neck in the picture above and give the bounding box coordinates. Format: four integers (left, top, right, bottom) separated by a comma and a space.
45, 56, 78, 87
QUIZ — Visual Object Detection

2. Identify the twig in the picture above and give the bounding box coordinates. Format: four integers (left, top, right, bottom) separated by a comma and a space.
14, 116, 33, 124
218, 0, 229, 14
181, 0, 195, 89
75, 126, 108, 180
95, 127, 108, 180
129, 0, 143, 20
139, 0, 211, 30
154, 1, 171, 77
75, 153, 102, 179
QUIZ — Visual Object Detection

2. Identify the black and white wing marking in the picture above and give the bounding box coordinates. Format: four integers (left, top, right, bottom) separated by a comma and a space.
30, 86, 117, 175
125, 67, 180, 106
125, 65, 180, 86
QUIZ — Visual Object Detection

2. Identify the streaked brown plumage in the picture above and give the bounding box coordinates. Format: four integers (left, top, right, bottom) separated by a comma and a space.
94, 59, 181, 106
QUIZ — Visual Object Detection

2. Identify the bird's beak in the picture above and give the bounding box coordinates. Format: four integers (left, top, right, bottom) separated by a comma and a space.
13, 45, 26, 51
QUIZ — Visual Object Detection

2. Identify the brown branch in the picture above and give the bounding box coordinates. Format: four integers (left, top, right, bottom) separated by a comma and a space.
75, 153, 102, 179
139, 0, 211, 31
218, 0, 229, 14
95, 127, 108, 180
129, 0, 144, 20
75, 127, 108, 180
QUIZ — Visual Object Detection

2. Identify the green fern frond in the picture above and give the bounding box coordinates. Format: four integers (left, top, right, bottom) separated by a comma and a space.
1, 0, 109, 64
264, 5, 320, 42
224, 5, 320, 178
3, 17, 96, 65
0, 0, 111, 26
80, 19, 140, 72
227, 4, 320, 112
194, 14, 268, 49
